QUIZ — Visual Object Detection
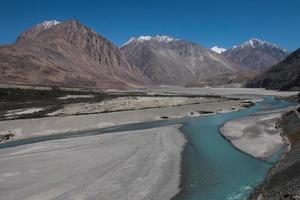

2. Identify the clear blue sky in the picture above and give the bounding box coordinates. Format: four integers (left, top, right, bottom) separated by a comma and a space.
0, 0, 299, 50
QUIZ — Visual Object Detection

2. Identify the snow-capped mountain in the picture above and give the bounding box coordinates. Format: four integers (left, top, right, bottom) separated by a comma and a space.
16, 20, 61, 44
123, 35, 177, 46
121, 37, 242, 86
37, 20, 61, 30
211, 46, 226, 54
240, 38, 287, 51
1, 20, 146, 89
222, 38, 289, 71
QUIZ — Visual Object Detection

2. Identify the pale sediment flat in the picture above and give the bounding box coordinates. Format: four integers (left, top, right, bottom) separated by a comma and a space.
47, 96, 208, 116
220, 107, 296, 159
0, 125, 186, 200
57, 94, 94, 100
146, 86, 298, 97
0, 98, 245, 141
5, 108, 44, 118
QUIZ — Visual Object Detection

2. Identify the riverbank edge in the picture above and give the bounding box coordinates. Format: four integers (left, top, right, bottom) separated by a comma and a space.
0, 97, 252, 144
218, 105, 296, 160
170, 124, 194, 200
0, 125, 188, 200
248, 108, 300, 200
170, 100, 263, 200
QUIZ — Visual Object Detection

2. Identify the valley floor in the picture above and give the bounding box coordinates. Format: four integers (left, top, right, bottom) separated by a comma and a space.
0, 96, 248, 142
0, 86, 298, 200
1, 87, 296, 143
145, 86, 298, 97
0, 125, 185, 200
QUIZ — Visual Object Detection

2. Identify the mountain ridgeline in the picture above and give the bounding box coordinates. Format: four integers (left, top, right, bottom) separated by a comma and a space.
222, 38, 289, 71
0, 20, 295, 90
0, 20, 146, 90
121, 36, 248, 86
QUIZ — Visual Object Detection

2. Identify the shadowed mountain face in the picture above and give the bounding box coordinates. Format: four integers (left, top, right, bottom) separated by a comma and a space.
121, 36, 244, 86
247, 48, 300, 91
222, 38, 289, 71
0, 20, 146, 90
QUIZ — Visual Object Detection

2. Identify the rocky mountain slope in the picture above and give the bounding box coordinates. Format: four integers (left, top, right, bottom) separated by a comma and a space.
246, 48, 300, 91
0, 20, 146, 90
222, 38, 289, 71
121, 35, 244, 86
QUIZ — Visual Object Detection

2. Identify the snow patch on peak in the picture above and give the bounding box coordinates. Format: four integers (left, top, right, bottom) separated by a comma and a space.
122, 35, 178, 46
37, 20, 61, 29
211, 46, 226, 54
123, 37, 137, 46
153, 35, 176, 42
137, 36, 153, 42
243, 38, 267, 47
241, 38, 282, 49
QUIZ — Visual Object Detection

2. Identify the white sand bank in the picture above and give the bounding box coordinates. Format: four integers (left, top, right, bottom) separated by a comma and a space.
5, 108, 44, 118
146, 86, 298, 97
57, 94, 94, 99
220, 108, 295, 159
0, 125, 186, 200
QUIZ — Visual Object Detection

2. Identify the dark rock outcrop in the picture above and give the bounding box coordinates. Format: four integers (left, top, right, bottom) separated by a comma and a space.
246, 49, 300, 91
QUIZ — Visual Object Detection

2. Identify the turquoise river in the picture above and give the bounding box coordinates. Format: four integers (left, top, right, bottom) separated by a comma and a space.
0, 96, 291, 200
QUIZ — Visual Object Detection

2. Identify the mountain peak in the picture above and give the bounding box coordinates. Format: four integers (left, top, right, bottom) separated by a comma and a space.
121, 36, 240, 86
37, 20, 61, 29
211, 46, 226, 54
243, 38, 269, 47
241, 38, 286, 51
123, 35, 177, 46
5, 19, 146, 89
16, 19, 61, 44
223, 37, 289, 71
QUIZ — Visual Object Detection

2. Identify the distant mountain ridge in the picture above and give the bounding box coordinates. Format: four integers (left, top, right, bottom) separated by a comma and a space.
0, 20, 146, 89
0, 21, 292, 89
121, 36, 247, 86
222, 38, 289, 71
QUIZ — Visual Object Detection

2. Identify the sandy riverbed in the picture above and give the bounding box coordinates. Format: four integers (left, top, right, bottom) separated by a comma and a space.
220, 107, 296, 160
0, 125, 186, 200
0, 87, 298, 200
0, 97, 249, 142
145, 86, 298, 97
47, 96, 208, 116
